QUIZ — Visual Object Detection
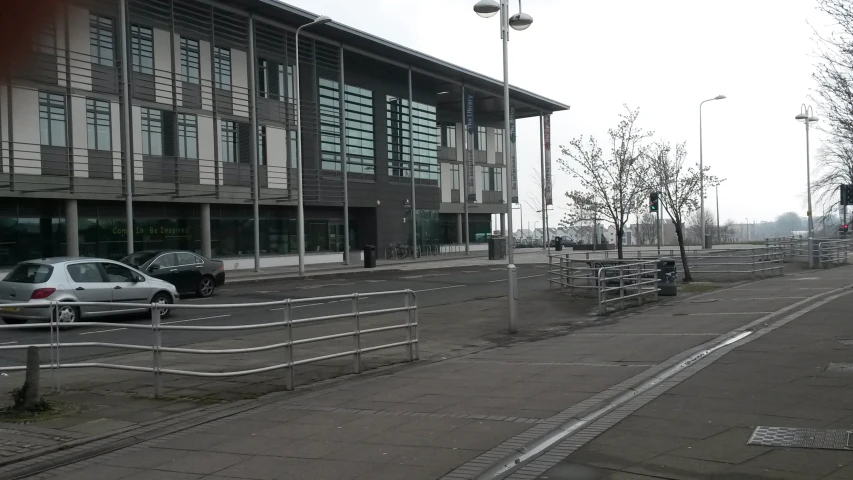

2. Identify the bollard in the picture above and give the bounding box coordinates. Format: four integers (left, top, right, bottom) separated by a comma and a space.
24, 346, 40, 410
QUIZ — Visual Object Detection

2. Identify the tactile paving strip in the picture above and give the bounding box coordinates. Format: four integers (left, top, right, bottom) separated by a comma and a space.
747, 426, 853, 450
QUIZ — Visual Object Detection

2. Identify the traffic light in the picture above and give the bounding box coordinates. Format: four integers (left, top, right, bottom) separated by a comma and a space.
649, 192, 659, 213
843, 184, 853, 206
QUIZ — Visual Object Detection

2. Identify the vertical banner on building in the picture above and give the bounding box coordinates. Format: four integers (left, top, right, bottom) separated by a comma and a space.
510, 106, 519, 204
465, 93, 476, 203
544, 114, 553, 206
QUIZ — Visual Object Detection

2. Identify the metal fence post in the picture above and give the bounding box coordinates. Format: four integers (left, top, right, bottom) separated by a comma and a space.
352, 293, 362, 373
405, 291, 414, 362
597, 268, 605, 316
151, 305, 163, 398
49, 302, 58, 392
619, 265, 625, 311
284, 300, 294, 391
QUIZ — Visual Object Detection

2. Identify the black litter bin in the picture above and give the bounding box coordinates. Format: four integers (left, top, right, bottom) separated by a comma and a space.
363, 245, 376, 268
657, 257, 677, 296
554, 236, 563, 251
488, 237, 506, 260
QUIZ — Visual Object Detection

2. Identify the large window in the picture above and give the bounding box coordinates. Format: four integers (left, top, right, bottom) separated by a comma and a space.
180, 37, 200, 84
89, 15, 114, 67
483, 167, 503, 191
387, 96, 438, 184
86, 99, 111, 151
214, 46, 231, 90
221, 120, 237, 163
257, 59, 268, 97
177, 114, 197, 159
130, 25, 154, 75
475, 126, 486, 151
318, 78, 375, 177
319, 78, 341, 172
495, 128, 504, 153
451, 163, 460, 190
140, 108, 163, 156
33, 20, 56, 55
258, 60, 292, 102
39, 92, 66, 147
441, 122, 456, 148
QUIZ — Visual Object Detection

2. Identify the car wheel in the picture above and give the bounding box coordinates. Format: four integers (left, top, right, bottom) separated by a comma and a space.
57, 304, 79, 324
1, 317, 27, 325
151, 292, 173, 319
197, 276, 215, 298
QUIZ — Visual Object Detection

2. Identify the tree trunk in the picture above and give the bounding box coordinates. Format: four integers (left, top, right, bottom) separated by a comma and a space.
617, 228, 624, 259
674, 223, 693, 282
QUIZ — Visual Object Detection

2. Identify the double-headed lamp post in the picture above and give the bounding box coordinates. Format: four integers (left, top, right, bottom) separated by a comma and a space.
295, 15, 332, 276
473, 0, 532, 334
795, 104, 819, 268
699, 94, 726, 249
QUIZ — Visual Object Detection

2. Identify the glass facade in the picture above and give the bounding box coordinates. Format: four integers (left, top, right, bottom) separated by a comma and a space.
180, 37, 200, 84
214, 46, 231, 90
386, 96, 438, 185
178, 114, 198, 159
318, 78, 375, 178
140, 108, 163, 156
131, 25, 154, 74
0, 203, 66, 268
39, 92, 66, 147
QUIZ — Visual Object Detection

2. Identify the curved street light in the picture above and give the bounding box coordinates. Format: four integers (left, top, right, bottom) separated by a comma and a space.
796, 103, 819, 267
294, 15, 333, 275
472, 0, 532, 333
699, 94, 726, 249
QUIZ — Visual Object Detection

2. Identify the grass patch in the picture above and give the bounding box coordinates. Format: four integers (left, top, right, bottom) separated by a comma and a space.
681, 283, 721, 294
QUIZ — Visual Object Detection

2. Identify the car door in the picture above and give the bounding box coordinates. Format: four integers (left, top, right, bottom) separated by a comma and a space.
174, 252, 203, 294
65, 262, 113, 316
101, 262, 150, 314
145, 253, 179, 288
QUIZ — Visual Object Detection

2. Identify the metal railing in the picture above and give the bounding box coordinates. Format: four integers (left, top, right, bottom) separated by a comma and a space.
0, 290, 418, 398
549, 247, 784, 295
818, 240, 849, 267
597, 261, 659, 315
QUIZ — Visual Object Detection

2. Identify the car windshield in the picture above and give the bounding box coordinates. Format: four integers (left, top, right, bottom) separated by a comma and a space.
120, 252, 158, 268
4, 263, 53, 283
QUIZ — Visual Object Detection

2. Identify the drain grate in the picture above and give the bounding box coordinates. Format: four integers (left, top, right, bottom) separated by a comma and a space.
748, 426, 853, 451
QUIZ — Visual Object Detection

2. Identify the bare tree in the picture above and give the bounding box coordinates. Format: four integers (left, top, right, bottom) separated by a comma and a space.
686, 209, 716, 245
645, 140, 721, 282
558, 106, 652, 259
526, 167, 544, 217
812, 0, 853, 210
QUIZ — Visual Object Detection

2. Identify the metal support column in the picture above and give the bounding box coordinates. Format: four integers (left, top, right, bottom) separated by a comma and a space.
201, 203, 211, 258
461, 85, 469, 255
118, 0, 134, 252
540, 114, 546, 251
408, 68, 417, 256
340, 46, 350, 264
456, 213, 463, 245
500, 213, 506, 236
65, 199, 79, 257
249, 16, 261, 272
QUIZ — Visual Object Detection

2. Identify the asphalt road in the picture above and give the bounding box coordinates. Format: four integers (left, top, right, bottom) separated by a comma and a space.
0, 263, 550, 366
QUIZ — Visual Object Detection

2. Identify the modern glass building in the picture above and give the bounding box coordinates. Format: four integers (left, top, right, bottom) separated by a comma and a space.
0, 0, 568, 268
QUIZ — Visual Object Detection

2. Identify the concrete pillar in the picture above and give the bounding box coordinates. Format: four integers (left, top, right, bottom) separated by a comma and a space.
65, 199, 79, 257
456, 213, 463, 244
201, 203, 212, 258
500, 213, 506, 236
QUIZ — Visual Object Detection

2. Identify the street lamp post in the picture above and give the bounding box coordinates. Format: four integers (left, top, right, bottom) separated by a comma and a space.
795, 104, 819, 268
699, 95, 726, 250
474, 0, 532, 334
294, 15, 332, 276
715, 184, 721, 244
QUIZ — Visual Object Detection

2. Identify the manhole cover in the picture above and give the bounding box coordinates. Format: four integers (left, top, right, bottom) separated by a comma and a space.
826, 363, 853, 373
748, 426, 853, 450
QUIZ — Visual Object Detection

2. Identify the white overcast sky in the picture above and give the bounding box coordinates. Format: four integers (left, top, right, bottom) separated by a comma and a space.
284, 0, 830, 227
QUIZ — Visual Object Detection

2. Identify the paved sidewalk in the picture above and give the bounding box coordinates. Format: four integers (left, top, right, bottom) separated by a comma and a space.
8, 266, 852, 480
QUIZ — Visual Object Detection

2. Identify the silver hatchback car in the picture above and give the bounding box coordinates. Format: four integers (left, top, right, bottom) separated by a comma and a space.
0, 257, 179, 325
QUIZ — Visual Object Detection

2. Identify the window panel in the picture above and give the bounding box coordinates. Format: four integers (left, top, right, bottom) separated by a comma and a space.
451, 164, 460, 190
86, 98, 111, 151
89, 15, 114, 67
214, 46, 231, 90
221, 120, 237, 163
482, 167, 503, 191
130, 25, 154, 75
178, 114, 198, 159
495, 129, 504, 153
38, 92, 66, 147
180, 37, 200, 84
387, 96, 438, 184
140, 108, 163, 156
319, 78, 375, 176
476, 126, 486, 151
258, 125, 266, 166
